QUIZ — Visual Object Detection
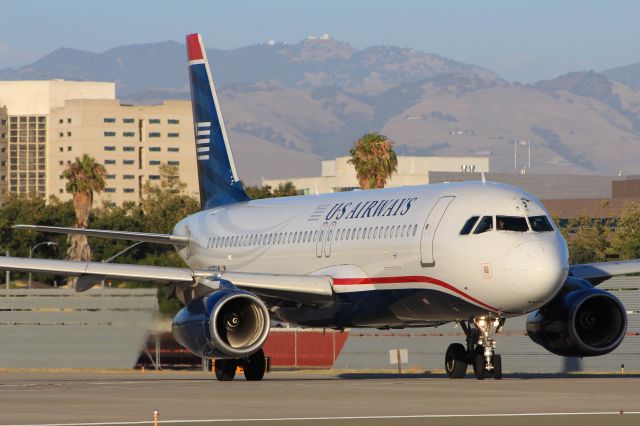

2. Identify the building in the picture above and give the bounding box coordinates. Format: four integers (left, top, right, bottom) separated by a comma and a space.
263, 156, 490, 194
0, 80, 199, 206
0, 80, 115, 202
48, 99, 197, 205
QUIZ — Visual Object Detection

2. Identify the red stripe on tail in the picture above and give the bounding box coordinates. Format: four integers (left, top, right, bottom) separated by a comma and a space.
186, 33, 204, 61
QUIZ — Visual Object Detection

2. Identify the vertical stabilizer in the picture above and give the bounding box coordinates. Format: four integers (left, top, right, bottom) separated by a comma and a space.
186, 33, 249, 209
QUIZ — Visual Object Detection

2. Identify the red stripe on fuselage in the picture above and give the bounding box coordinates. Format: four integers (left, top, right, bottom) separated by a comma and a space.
332, 275, 498, 312
186, 34, 204, 61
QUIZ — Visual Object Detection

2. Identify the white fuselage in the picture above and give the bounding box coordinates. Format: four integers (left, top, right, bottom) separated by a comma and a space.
174, 181, 569, 326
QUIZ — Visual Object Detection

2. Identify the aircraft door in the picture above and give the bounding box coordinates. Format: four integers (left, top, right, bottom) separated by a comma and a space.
316, 222, 328, 258
324, 222, 336, 257
420, 196, 454, 266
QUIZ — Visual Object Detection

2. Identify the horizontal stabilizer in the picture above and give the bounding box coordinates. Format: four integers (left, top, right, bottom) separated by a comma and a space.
13, 225, 190, 247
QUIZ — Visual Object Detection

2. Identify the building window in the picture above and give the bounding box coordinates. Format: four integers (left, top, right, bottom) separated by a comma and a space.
104, 131, 116, 137
123, 174, 135, 179
168, 119, 179, 124
168, 132, 179, 138
148, 132, 161, 138
58, 161, 64, 165
58, 119, 63, 124
168, 160, 180, 166
123, 118, 135, 124
123, 132, 135, 137
168, 147, 179, 152
123, 146, 135, 152
67, 146, 72, 151
105, 188, 116, 193
106, 174, 116, 179
67, 118, 72, 123
123, 188, 135, 193
149, 175, 161, 180
105, 159, 116, 165
149, 119, 160, 124
149, 147, 161, 152
58, 147, 63, 152
149, 160, 161, 165
103, 118, 116, 123
67, 132, 72, 137
59, 132, 64, 137
123, 160, 135, 165
104, 146, 116, 151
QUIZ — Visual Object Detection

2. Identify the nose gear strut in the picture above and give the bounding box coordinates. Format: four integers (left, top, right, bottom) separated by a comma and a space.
444, 316, 505, 380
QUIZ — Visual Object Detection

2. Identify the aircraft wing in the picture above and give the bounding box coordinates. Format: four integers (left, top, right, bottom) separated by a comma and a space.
13, 225, 190, 247
0, 257, 334, 305
569, 259, 640, 285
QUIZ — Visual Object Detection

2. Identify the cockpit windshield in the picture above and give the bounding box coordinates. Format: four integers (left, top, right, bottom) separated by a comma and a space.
529, 215, 554, 232
496, 216, 529, 232
473, 216, 493, 234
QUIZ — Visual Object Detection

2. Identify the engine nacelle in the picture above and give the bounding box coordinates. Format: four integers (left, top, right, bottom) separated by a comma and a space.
526, 276, 627, 357
172, 289, 270, 358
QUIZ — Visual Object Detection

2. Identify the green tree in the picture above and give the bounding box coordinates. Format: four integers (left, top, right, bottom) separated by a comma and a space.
63, 154, 106, 265
612, 202, 640, 260
348, 132, 398, 189
563, 215, 611, 264
244, 182, 299, 199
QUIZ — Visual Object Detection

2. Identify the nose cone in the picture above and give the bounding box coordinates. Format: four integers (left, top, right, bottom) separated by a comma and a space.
506, 241, 568, 309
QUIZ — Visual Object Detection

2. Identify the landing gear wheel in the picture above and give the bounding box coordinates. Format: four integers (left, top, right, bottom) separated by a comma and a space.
445, 343, 468, 379
243, 348, 266, 381
214, 358, 237, 381
492, 354, 502, 380
473, 352, 487, 380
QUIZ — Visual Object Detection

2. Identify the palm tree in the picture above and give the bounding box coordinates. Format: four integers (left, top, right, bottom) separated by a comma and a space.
348, 132, 398, 189
63, 154, 106, 266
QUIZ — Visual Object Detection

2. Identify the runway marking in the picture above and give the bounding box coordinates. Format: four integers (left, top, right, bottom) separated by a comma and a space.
4, 411, 640, 426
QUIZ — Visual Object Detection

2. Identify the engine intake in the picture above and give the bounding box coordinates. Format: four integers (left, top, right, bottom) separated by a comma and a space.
526, 276, 627, 357
172, 289, 270, 358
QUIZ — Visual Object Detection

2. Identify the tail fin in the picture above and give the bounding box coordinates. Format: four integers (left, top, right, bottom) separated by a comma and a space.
186, 33, 249, 209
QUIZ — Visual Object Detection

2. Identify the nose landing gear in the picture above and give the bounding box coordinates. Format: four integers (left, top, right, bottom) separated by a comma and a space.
444, 316, 505, 380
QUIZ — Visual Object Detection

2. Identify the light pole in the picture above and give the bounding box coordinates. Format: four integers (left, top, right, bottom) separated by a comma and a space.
100, 241, 144, 288
0, 247, 9, 290
29, 241, 57, 289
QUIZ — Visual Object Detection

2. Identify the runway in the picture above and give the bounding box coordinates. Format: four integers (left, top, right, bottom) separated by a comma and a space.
0, 371, 639, 426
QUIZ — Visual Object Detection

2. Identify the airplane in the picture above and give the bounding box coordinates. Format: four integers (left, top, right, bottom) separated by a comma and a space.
2, 33, 638, 381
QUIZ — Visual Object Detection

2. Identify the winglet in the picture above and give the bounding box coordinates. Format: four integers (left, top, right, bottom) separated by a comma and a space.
186, 33, 250, 210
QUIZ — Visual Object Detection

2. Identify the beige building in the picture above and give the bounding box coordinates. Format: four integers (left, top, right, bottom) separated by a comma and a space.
0, 80, 115, 201
49, 99, 198, 206
263, 156, 490, 194
0, 80, 199, 206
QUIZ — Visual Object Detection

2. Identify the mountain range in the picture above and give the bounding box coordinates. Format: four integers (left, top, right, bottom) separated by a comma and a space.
1, 38, 640, 184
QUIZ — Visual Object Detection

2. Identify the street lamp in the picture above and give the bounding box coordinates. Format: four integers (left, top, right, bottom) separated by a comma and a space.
29, 241, 57, 289
0, 247, 9, 290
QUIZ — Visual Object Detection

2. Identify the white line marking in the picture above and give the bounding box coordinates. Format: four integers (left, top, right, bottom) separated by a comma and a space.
197, 147, 209, 153
197, 155, 210, 160
4, 411, 640, 426
196, 130, 210, 136
197, 122, 211, 128
196, 138, 209, 145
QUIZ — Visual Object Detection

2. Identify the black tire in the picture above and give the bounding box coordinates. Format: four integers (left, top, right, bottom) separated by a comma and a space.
445, 343, 468, 379
492, 354, 502, 380
473, 352, 486, 380
243, 348, 266, 381
214, 359, 237, 381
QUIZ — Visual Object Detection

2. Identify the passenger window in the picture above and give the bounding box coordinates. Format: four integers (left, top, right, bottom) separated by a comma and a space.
496, 216, 529, 232
474, 216, 493, 234
460, 216, 479, 235
384, 226, 389, 238
529, 215, 554, 232
401, 225, 406, 237
413, 224, 418, 236
395, 226, 400, 238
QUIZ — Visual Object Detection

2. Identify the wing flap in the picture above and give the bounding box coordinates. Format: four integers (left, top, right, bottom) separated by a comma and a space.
13, 225, 190, 247
570, 259, 640, 285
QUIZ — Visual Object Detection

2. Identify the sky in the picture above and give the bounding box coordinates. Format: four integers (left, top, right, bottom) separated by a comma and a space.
1, 0, 639, 82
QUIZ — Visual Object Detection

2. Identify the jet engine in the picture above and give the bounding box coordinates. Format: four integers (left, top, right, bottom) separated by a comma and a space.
526, 276, 627, 357
172, 288, 270, 358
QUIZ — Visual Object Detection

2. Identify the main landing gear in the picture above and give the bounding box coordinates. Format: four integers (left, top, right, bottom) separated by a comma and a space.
214, 348, 267, 381
444, 317, 505, 380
